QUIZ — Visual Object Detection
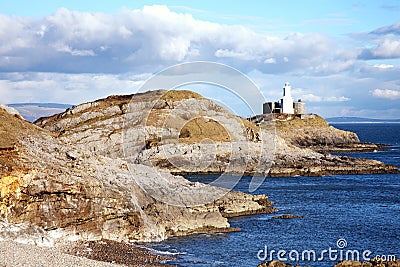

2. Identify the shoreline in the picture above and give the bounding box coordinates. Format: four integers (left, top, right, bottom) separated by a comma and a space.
62, 239, 176, 267
169, 143, 399, 177
311, 142, 390, 153
170, 160, 400, 177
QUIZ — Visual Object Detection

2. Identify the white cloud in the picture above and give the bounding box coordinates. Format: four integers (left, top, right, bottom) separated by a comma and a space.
215, 49, 258, 61
373, 64, 394, 69
324, 96, 351, 102
366, 39, 400, 59
371, 89, 400, 99
359, 24, 400, 60
264, 58, 276, 64
300, 93, 322, 102
53, 43, 96, 56
0, 6, 349, 74
0, 72, 149, 104
300, 93, 350, 102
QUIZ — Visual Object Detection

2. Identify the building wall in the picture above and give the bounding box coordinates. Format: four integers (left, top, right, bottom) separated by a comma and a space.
281, 82, 294, 114
263, 102, 282, 114
281, 96, 294, 114
293, 101, 306, 114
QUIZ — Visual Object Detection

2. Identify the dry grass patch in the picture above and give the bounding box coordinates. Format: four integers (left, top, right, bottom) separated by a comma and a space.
160, 90, 202, 101
179, 117, 231, 143
275, 114, 328, 131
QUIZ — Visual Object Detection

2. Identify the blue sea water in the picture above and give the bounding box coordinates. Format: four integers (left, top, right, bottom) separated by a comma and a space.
146, 123, 400, 267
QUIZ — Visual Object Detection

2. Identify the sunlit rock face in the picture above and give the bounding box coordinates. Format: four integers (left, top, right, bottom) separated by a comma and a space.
0, 96, 275, 245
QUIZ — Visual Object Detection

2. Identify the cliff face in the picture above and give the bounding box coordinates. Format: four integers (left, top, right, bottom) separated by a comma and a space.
0, 106, 274, 245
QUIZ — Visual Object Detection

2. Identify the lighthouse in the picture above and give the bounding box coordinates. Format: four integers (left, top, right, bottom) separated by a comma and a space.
262, 82, 306, 115
281, 82, 294, 114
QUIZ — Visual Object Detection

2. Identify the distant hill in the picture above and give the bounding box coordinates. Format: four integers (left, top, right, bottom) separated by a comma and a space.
326, 116, 400, 123
8, 103, 73, 122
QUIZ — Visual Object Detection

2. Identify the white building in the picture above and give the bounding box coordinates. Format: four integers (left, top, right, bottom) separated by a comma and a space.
281, 82, 294, 114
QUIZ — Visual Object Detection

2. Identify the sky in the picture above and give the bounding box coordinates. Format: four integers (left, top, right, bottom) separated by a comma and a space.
0, 0, 399, 119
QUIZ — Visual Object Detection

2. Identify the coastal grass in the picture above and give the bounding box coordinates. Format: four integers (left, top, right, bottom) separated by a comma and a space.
160, 90, 202, 101
179, 117, 231, 143
274, 114, 328, 130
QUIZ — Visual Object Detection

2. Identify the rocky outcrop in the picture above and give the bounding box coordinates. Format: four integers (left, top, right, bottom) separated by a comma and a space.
0, 103, 22, 118
258, 260, 293, 267
273, 214, 303, 219
274, 114, 380, 153
334, 259, 400, 267
0, 106, 275, 245
34, 90, 398, 178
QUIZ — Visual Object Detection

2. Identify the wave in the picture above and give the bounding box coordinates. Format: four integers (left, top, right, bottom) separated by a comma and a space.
150, 248, 187, 256
137, 245, 187, 256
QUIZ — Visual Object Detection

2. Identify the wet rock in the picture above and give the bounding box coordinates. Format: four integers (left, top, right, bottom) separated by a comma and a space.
258, 260, 292, 267
334, 259, 400, 267
273, 214, 304, 219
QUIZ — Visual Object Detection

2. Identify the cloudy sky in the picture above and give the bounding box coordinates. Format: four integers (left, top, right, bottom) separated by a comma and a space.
1, 0, 399, 119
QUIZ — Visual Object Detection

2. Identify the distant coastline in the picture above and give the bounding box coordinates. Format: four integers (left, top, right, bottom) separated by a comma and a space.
327, 117, 400, 124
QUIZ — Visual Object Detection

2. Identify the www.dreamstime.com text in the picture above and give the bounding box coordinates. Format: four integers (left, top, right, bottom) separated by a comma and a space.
257, 239, 397, 263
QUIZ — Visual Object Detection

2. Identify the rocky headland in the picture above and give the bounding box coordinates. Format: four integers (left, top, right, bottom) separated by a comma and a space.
1, 89, 398, 265
34, 89, 399, 177
273, 114, 384, 153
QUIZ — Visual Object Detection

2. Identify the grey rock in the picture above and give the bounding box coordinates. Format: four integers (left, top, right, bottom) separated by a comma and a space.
0, 103, 22, 117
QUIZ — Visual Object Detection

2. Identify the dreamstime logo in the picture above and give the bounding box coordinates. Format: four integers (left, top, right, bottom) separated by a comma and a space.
336, 238, 347, 249
121, 61, 276, 207
257, 238, 397, 263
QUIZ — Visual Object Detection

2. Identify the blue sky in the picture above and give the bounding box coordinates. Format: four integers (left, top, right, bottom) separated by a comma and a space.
0, 1, 399, 118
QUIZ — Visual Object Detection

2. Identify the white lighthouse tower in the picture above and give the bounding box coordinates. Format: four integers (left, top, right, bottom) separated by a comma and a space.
281, 82, 294, 114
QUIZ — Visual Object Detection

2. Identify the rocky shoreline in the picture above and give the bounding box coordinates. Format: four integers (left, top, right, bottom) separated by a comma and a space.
312, 142, 387, 153
63, 239, 175, 266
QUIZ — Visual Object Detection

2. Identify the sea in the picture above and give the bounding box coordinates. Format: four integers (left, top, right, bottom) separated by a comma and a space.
146, 123, 400, 267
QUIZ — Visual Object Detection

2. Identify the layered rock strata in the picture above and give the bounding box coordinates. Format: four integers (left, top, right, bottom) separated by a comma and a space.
0, 106, 274, 245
